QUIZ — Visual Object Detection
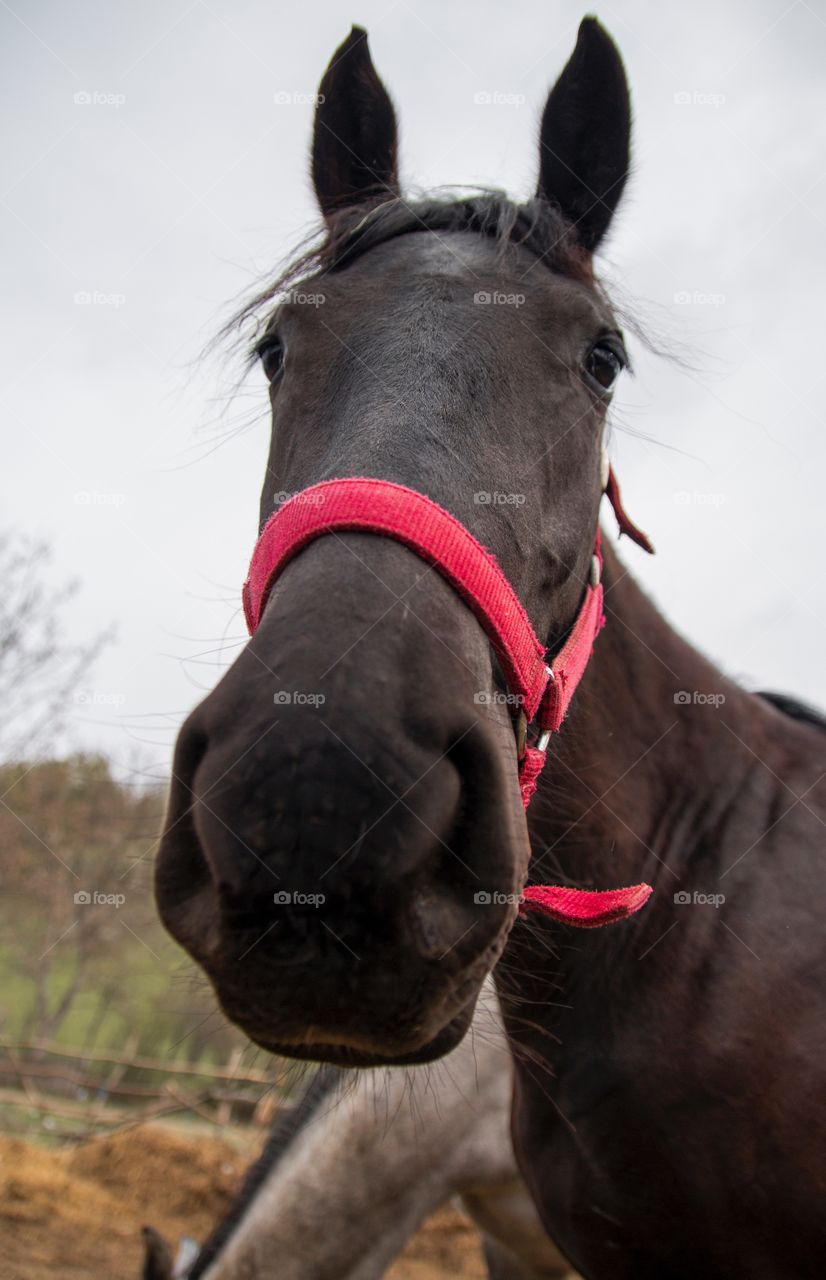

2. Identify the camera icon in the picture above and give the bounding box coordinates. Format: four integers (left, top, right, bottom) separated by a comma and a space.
473, 891, 492, 905
473, 491, 491, 504
273, 891, 292, 905
73, 90, 92, 105
473, 291, 491, 305
74, 890, 92, 905
673, 891, 691, 905
273, 691, 293, 705
473, 91, 492, 105
473, 691, 490, 705
674, 691, 691, 705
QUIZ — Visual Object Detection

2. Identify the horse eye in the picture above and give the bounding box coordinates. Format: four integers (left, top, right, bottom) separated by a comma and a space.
585, 341, 625, 393
256, 334, 285, 382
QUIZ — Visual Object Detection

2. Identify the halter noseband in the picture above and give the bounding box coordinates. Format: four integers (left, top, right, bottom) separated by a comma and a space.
243, 468, 654, 929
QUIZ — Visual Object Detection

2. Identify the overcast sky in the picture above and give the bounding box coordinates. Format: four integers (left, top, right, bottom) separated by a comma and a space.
3, 0, 826, 779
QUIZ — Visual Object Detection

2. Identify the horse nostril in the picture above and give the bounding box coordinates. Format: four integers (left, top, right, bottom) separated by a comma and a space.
155, 721, 215, 938
408, 892, 474, 961
180, 724, 209, 795
218, 885, 285, 936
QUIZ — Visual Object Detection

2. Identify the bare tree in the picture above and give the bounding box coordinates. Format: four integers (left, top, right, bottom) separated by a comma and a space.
0, 532, 109, 759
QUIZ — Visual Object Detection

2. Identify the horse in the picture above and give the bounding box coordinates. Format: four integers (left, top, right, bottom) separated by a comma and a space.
156, 18, 826, 1278
140, 981, 576, 1280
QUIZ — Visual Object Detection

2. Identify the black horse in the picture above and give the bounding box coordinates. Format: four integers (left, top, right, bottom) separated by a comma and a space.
156, 20, 826, 1278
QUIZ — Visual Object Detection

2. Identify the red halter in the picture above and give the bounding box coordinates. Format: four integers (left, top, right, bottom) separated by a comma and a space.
243, 470, 653, 929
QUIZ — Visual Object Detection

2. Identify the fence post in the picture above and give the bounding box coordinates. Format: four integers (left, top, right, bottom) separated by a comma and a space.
216, 1046, 244, 1126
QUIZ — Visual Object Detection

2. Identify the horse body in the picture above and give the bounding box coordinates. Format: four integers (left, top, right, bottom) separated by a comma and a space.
501, 551, 826, 1277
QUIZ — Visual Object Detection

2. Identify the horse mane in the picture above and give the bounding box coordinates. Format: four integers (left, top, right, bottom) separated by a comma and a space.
222, 192, 595, 351
756, 690, 826, 734
189, 1066, 341, 1278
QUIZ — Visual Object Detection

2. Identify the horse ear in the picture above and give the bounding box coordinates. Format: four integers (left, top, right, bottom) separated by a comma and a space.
141, 1225, 174, 1280
537, 18, 631, 252
311, 26, 399, 219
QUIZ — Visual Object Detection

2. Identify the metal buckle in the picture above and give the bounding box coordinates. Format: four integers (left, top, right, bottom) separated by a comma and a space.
515, 668, 554, 760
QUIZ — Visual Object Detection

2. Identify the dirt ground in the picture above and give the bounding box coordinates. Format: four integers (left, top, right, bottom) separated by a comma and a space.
0, 1125, 486, 1279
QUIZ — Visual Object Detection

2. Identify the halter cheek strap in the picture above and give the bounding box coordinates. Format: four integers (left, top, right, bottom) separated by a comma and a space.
243, 473, 654, 929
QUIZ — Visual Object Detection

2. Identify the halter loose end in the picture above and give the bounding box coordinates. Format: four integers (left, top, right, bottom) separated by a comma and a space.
518, 882, 652, 928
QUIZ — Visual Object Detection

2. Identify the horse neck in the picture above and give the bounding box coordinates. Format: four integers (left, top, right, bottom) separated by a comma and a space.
530, 540, 758, 889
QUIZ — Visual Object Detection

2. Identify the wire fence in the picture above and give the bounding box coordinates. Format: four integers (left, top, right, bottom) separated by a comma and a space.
0, 1039, 287, 1141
